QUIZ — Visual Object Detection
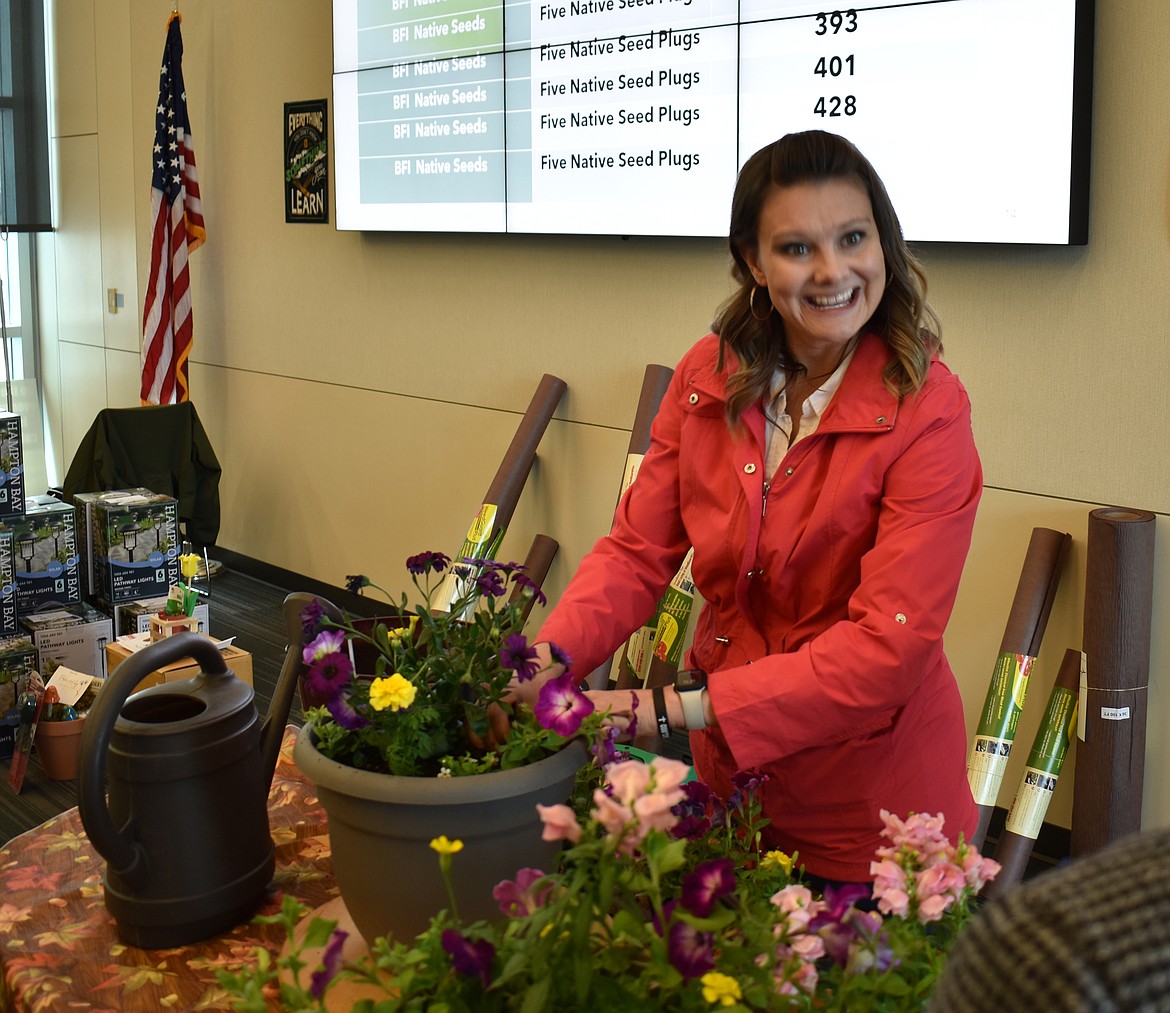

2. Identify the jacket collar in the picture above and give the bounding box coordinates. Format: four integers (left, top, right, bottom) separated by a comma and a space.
690, 331, 902, 446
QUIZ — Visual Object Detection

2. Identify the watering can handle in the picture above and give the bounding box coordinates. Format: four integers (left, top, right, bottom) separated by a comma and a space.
77, 632, 230, 890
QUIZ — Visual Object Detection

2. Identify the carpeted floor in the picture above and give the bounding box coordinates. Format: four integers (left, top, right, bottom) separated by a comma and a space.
0, 567, 296, 845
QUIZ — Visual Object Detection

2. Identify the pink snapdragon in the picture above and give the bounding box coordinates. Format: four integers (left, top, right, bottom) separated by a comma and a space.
591, 757, 689, 854
536, 803, 582, 844
871, 808, 1000, 923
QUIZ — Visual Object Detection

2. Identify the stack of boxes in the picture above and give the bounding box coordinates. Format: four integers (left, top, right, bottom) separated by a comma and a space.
0, 416, 213, 721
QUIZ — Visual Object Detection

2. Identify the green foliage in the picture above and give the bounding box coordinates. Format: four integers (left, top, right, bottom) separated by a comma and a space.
220, 767, 992, 1011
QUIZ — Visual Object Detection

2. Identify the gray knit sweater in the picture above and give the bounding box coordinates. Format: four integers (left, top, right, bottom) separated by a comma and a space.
928, 827, 1170, 1011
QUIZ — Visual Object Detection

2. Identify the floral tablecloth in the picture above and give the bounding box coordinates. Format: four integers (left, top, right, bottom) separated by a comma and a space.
0, 726, 337, 1012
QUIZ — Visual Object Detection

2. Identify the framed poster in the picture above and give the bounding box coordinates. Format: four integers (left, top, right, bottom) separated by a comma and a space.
284, 99, 328, 223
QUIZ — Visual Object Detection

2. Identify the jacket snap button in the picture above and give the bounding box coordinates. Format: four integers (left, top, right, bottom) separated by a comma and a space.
875, 416, 887, 424
895, 612, 907, 624
688, 393, 700, 405
744, 463, 756, 474
785, 467, 794, 476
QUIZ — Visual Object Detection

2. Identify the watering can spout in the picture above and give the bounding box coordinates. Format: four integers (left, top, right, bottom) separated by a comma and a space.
260, 592, 345, 783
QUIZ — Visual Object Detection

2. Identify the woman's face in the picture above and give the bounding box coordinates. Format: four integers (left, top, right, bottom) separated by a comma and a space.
743, 177, 886, 362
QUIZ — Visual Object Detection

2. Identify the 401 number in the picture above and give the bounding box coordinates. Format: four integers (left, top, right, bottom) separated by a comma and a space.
814, 55, 855, 77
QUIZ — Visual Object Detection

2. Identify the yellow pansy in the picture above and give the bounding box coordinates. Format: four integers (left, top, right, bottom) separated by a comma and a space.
700, 972, 742, 1006
429, 836, 464, 855
369, 673, 417, 712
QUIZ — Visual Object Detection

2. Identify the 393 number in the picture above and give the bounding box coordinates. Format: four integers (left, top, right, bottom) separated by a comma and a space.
814, 10, 858, 35
813, 95, 856, 117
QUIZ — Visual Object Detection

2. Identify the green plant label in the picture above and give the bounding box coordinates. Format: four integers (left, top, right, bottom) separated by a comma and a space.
966, 652, 1035, 806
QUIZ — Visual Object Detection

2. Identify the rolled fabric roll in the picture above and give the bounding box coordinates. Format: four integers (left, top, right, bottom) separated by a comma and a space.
1070, 507, 1156, 858
985, 647, 1080, 898
432, 373, 567, 614
967, 527, 1071, 851
508, 534, 559, 625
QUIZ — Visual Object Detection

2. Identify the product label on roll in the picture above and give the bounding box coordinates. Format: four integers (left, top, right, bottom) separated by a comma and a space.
1004, 767, 1059, 838
431, 504, 502, 615
967, 652, 1035, 806
1005, 684, 1078, 837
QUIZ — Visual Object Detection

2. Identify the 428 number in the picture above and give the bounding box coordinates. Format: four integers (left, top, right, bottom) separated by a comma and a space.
813, 95, 856, 117
815, 10, 858, 35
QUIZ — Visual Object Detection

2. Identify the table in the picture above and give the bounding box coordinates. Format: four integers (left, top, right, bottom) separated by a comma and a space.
0, 726, 338, 1011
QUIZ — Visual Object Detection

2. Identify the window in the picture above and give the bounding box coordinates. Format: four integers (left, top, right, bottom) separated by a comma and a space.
0, 230, 34, 382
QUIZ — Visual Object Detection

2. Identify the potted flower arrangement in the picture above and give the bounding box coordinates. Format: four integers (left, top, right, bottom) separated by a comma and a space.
221, 757, 1000, 1010
290, 550, 602, 943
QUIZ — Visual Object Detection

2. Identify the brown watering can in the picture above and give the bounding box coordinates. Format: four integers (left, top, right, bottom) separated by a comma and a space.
78, 629, 300, 948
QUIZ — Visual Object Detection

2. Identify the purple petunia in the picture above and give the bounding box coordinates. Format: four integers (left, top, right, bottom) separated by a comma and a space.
499, 634, 539, 682
809, 884, 875, 966
534, 672, 594, 737
309, 928, 348, 999
325, 689, 370, 731
441, 929, 495, 987
680, 857, 736, 918
302, 629, 347, 667
670, 780, 716, 840
665, 907, 716, 980
345, 574, 369, 595
302, 650, 355, 708
548, 643, 572, 670
492, 868, 553, 917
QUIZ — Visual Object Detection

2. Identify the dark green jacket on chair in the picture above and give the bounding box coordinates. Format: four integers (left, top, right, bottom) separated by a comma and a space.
61, 403, 222, 549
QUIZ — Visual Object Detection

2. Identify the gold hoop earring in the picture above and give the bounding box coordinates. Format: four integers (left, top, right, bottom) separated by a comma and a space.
749, 285, 772, 322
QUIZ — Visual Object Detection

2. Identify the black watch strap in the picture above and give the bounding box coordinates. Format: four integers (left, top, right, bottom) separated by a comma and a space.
652, 686, 670, 738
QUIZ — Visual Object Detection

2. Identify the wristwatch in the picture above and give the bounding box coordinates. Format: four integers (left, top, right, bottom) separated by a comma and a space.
674, 668, 708, 730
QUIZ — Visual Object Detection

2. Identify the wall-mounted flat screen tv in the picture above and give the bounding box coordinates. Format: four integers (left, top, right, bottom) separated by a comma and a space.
333, 0, 1094, 244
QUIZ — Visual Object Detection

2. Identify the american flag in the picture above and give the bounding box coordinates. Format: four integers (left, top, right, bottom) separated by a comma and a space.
140, 12, 205, 405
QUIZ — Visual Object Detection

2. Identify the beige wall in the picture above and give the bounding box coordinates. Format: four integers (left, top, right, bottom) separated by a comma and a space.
37, 1, 1170, 832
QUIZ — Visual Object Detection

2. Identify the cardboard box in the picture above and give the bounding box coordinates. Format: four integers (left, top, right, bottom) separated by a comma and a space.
0, 525, 17, 636
105, 596, 210, 638
105, 633, 253, 691
10, 499, 81, 615
0, 413, 25, 519
21, 603, 114, 679
91, 491, 181, 603
0, 636, 37, 760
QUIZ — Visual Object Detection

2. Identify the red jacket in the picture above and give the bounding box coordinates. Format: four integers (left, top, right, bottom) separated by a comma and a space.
539, 331, 981, 880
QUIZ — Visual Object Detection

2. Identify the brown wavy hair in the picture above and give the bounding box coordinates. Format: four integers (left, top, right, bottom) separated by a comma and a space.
713, 131, 940, 425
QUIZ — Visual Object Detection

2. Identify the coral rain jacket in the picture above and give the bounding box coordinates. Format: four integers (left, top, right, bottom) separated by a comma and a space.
538, 331, 981, 881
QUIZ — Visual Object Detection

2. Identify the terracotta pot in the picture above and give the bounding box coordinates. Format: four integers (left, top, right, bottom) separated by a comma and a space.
294, 724, 585, 943
36, 715, 86, 780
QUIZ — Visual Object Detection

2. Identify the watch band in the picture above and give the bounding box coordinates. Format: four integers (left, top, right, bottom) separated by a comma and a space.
678, 687, 707, 731
652, 686, 671, 738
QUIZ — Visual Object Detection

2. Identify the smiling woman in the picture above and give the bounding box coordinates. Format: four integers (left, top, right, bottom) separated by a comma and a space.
525, 129, 983, 889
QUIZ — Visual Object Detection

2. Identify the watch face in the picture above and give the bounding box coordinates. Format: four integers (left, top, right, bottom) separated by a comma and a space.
676, 668, 706, 693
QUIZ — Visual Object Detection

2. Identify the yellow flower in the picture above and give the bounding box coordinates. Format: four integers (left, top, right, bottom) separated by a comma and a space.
386, 616, 418, 645
369, 673, 416, 712
700, 972, 742, 1007
761, 850, 794, 875
429, 836, 464, 855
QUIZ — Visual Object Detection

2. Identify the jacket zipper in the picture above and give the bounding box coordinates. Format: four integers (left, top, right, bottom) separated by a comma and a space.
762, 480, 770, 518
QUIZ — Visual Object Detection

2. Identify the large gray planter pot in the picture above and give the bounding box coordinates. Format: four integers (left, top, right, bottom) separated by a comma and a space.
294, 724, 586, 943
